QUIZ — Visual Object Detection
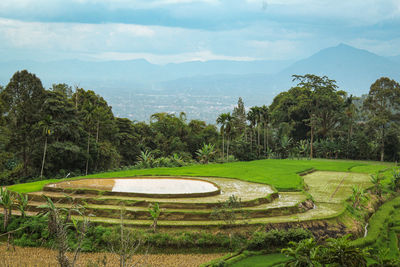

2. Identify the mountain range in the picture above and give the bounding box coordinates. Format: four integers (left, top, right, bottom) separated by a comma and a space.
0, 44, 399, 123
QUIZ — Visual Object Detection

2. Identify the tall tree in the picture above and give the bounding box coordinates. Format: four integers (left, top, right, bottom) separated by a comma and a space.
232, 97, 247, 139
216, 113, 229, 160
0, 70, 45, 177
292, 74, 345, 158
260, 105, 270, 154
225, 113, 234, 159
51, 83, 73, 98
363, 77, 400, 161
38, 115, 52, 179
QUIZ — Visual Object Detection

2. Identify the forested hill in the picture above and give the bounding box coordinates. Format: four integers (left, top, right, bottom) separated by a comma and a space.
0, 44, 399, 123
1, 70, 400, 186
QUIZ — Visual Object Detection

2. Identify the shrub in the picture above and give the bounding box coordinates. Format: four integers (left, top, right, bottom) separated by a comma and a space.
247, 228, 313, 251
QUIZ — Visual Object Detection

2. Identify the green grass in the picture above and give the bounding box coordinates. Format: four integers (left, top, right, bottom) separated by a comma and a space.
230, 253, 290, 267
7, 159, 394, 193
350, 195, 400, 262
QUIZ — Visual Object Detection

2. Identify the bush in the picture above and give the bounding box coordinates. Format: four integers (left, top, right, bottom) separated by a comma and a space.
247, 228, 313, 251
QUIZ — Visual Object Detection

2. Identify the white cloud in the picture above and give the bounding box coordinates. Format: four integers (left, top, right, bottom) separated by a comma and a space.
0, 18, 156, 52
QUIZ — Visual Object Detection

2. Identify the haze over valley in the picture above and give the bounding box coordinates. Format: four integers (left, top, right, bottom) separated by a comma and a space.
1, 43, 399, 123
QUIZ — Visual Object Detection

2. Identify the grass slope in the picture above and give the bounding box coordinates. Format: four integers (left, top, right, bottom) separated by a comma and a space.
8, 159, 393, 193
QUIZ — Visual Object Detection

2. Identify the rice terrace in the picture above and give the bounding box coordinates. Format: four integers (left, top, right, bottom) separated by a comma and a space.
1, 1, 400, 265
2, 158, 400, 266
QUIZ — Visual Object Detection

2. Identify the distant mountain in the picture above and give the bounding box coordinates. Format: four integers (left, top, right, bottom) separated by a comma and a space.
275, 43, 400, 94
1, 44, 400, 122
0, 58, 292, 88
156, 44, 400, 98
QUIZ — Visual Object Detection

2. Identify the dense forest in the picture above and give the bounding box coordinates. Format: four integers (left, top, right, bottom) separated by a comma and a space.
1, 70, 400, 185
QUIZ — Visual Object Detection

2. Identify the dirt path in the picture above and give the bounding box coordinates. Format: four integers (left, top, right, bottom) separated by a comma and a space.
0, 244, 224, 267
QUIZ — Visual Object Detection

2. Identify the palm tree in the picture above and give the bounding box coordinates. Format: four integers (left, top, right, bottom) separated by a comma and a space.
39, 115, 53, 180
260, 105, 269, 154
225, 113, 234, 160
216, 113, 229, 161
247, 108, 257, 153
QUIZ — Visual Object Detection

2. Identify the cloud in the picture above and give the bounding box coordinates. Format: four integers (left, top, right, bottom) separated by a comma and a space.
0, 0, 399, 30
0, 1, 399, 63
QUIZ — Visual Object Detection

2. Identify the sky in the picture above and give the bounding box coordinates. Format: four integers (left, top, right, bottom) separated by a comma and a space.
0, 0, 399, 64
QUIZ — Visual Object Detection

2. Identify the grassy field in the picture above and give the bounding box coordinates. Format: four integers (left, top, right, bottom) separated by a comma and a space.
7, 159, 394, 193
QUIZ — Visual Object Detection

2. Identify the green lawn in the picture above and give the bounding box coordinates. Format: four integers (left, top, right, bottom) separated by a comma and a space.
7, 159, 394, 193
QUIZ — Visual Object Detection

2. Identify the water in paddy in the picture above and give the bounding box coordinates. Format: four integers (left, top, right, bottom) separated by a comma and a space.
111, 178, 218, 194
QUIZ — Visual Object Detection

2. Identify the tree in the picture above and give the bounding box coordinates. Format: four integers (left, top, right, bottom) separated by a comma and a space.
292, 74, 346, 158
363, 77, 400, 161
52, 83, 73, 98
216, 113, 229, 161
247, 108, 257, 153
232, 97, 247, 139
148, 203, 161, 233
116, 118, 140, 166
0, 70, 46, 177
320, 234, 369, 267
39, 90, 82, 177
0, 187, 14, 250
109, 208, 146, 267
260, 105, 270, 154
225, 113, 234, 160
281, 238, 319, 267
39, 115, 53, 179
210, 195, 246, 227
196, 143, 215, 164
38, 196, 89, 267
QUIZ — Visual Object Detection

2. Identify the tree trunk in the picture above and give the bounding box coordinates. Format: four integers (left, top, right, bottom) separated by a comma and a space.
3, 208, 7, 231
257, 125, 260, 156
226, 137, 230, 160
23, 144, 27, 177
380, 126, 385, 162
222, 133, 225, 161
96, 121, 99, 143
266, 125, 269, 154
310, 126, 314, 159
263, 125, 266, 153
249, 128, 253, 153
85, 132, 90, 176
40, 136, 48, 180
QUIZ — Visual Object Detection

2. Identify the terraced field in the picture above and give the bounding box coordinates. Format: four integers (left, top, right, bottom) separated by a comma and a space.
12, 170, 372, 228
